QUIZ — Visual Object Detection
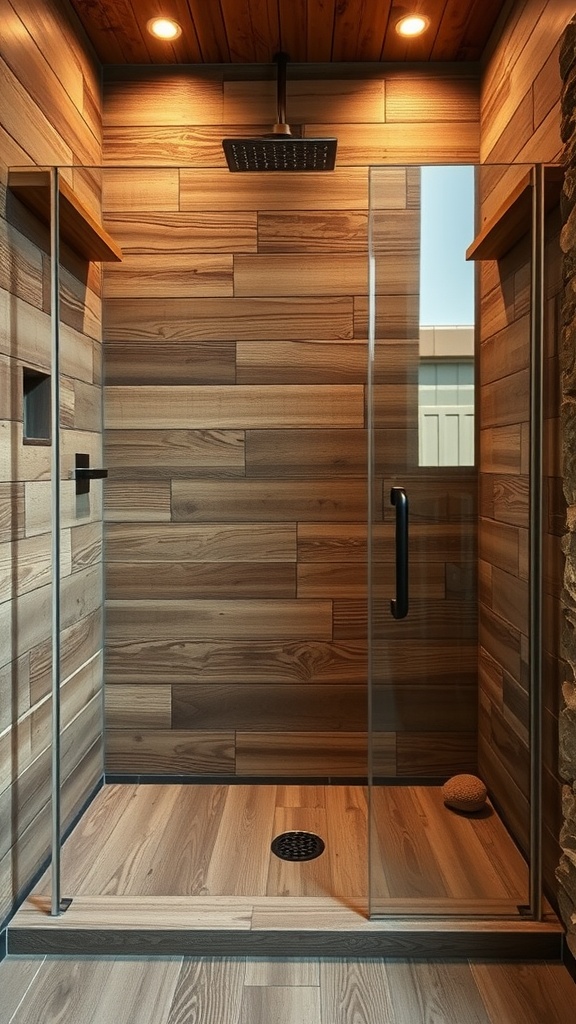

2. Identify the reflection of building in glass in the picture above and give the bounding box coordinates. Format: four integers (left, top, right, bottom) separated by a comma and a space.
418, 326, 474, 466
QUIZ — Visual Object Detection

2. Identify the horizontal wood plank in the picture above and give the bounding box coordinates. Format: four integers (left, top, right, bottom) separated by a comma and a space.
297, 523, 368, 562
105, 523, 296, 562
30, 608, 103, 705
489, 475, 529, 528
104, 123, 279, 166
104, 297, 354, 342
236, 733, 367, 775
106, 600, 333, 640
385, 75, 480, 122
236, 341, 367, 385
106, 731, 235, 774
103, 253, 233, 299
102, 168, 180, 211
307, 121, 480, 163
257, 211, 367, 253
105, 685, 172, 730
480, 425, 524, 475
104, 342, 236, 385
103, 75, 224, 127
297, 562, 366, 599
245, 429, 366, 477
223, 78, 385, 125
396, 733, 477, 775
179, 167, 369, 212
480, 316, 528, 384
481, 369, 529, 428
106, 385, 364, 430
103, 211, 257, 253
106, 562, 297, 600
354, 295, 419, 339
372, 640, 477, 688
233, 253, 416, 297
105, 639, 367, 686
0, 566, 102, 668
172, 684, 365, 731
333, 597, 478, 641
372, 685, 477, 732
171, 480, 369, 522
105, 428, 244, 477
104, 481, 171, 522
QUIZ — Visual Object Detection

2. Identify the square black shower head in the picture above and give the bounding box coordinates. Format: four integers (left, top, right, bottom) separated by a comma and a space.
222, 135, 338, 172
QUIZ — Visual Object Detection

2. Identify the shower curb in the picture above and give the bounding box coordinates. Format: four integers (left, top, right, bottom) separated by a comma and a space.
7, 896, 565, 960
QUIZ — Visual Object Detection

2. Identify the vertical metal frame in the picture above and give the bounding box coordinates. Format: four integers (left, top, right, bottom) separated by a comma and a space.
366, 167, 377, 918
50, 167, 62, 916
529, 163, 545, 921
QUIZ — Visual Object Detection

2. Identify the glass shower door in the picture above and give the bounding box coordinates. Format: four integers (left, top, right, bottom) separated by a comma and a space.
367, 164, 530, 918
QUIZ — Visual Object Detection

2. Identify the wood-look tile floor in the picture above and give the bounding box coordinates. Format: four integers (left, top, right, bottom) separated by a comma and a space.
14, 782, 552, 957
1, 955, 575, 1023
34, 783, 529, 907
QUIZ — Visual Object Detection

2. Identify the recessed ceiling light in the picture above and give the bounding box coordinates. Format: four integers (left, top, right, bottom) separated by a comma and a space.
395, 14, 430, 37
147, 17, 182, 41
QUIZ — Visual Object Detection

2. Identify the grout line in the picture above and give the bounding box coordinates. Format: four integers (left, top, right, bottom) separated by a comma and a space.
6, 955, 46, 1024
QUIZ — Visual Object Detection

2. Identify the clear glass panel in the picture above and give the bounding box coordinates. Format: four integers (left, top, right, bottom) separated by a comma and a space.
11, 159, 550, 926
368, 165, 533, 918
6, 165, 107, 911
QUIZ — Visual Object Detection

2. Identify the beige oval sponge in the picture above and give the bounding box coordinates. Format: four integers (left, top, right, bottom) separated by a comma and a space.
442, 774, 487, 813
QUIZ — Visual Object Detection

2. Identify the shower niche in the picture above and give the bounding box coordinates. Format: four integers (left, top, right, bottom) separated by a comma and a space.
23, 367, 51, 444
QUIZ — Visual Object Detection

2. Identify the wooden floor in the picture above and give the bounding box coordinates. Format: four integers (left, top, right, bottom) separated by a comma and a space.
1, 955, 575, 1023
8, 784, 564, 957
32, 783, 529, 905
36, 783, 369, 900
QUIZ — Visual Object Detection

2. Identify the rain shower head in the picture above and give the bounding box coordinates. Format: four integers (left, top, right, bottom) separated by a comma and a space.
222, 134, 338, 172
222, 53, 337, 172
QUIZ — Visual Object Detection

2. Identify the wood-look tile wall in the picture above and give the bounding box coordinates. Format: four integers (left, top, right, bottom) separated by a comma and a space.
102, 66, 480, 777
0, 0, 104, 925
478, 0, 573, 899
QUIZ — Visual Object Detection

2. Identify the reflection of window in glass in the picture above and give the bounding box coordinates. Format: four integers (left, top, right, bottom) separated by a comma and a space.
419, 167, 475, 466
418, 355, 474, 466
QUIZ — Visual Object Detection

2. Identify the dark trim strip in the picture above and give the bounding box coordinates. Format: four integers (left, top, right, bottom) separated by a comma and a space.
104, 774, 449, 786
104, 774, 369, 786
8, 927, 563, 960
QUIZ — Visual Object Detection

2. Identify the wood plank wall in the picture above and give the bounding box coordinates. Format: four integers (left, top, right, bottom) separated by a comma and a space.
0, 0, 104, 926
102, 65, 480, 777
478, 0, 574, 900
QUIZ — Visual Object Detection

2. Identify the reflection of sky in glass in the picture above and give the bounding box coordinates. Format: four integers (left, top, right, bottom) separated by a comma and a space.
420, 165, 475, 326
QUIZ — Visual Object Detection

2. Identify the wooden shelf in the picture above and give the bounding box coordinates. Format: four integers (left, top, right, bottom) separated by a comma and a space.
466, 165, 563, 262
8, 168, 122, 263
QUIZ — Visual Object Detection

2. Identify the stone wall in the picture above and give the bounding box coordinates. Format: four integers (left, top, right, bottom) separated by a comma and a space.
559, 14, 576, 958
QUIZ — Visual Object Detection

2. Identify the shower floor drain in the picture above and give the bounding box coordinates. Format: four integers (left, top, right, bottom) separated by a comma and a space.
271, 831, 325, 862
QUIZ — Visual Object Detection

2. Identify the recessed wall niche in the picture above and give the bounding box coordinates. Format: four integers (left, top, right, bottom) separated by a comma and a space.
23, 367, 51, 444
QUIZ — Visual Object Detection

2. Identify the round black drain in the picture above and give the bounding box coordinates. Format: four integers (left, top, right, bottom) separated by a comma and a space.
271, 830, 325, 862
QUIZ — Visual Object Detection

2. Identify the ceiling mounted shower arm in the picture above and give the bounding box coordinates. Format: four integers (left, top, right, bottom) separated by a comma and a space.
273, 51, 290, 134
221, 52, 337, 172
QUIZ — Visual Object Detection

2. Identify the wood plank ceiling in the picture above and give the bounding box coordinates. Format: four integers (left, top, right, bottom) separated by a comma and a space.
68, 0, 510, 65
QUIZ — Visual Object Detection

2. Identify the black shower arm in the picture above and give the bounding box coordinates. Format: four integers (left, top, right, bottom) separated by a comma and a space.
274, 51, 288, 128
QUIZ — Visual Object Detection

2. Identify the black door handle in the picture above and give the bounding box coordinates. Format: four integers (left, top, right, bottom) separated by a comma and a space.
390, 486, 409, 619
74, 453, 108, 495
